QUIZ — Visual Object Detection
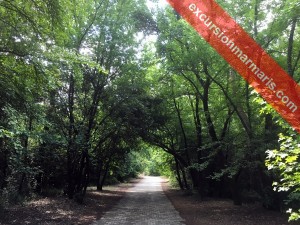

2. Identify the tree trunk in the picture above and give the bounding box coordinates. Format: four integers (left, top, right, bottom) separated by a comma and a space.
287, 17, 297, 77
173, 95, 190, 164
99, 160, 111, 191
18, 116, 33, 195
231, 170, 242, 205
181, 165, 189, 190
175, 157, 184, 190
97, 159, 103, 191
0, 138, 8, 189
67, 73, 76, 199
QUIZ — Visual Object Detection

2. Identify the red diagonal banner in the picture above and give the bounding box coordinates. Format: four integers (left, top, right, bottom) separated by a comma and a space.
166, 0, 300, 133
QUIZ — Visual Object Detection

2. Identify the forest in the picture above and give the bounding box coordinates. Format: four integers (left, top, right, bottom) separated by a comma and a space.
0, 0, 300, 222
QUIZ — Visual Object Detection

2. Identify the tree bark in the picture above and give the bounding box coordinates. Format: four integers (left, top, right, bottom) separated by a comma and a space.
287, 17, 297, 77
175, 157, 184, 190
67, 73, 76, 199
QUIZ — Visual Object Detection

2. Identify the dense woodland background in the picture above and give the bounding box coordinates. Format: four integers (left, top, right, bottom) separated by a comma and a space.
0, 0, 299, 221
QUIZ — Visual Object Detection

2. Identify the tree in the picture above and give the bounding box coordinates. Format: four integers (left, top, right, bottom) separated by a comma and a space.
0, 0, 63, 202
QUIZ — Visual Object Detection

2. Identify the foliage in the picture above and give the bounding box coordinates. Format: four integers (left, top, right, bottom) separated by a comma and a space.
142, 147, 174, 177
266, 132, 300, 221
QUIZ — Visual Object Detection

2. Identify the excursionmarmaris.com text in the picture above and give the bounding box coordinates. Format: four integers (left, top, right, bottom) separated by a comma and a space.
188, 3, 298, 113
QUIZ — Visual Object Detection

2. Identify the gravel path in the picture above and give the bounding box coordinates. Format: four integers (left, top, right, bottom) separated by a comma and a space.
92, 176, 185, 225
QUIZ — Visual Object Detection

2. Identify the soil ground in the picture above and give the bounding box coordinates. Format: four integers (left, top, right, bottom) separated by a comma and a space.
1, 177, 300, 225
162, 180, 300, 225
0, 178, 140, 225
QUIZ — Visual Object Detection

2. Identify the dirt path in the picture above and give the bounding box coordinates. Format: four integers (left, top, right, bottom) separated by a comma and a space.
92, 176, 185, 225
